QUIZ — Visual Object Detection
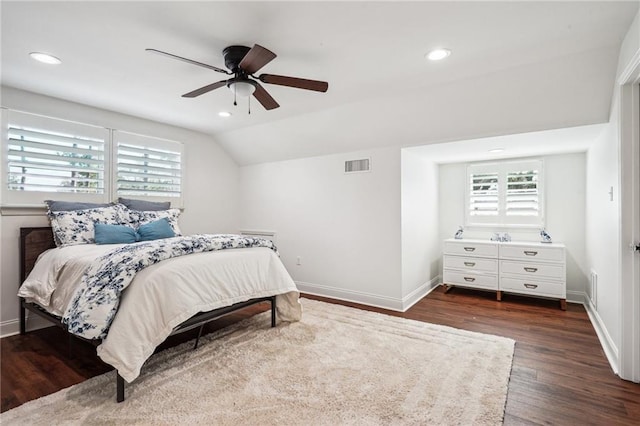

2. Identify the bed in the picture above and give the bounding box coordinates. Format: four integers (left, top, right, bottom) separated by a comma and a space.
18, 226, 301, 402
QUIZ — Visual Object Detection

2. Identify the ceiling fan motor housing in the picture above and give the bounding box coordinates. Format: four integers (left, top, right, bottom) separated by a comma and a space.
223, 45, 251, 73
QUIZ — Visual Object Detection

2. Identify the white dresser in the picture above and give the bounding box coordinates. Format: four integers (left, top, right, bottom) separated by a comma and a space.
442, 239, 566, 309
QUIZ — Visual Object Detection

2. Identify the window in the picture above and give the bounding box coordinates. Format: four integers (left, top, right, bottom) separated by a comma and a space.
466, 159, 544, 227
113, 131, 183, 204
2, 110, 109, 206
2, 110, 184, 208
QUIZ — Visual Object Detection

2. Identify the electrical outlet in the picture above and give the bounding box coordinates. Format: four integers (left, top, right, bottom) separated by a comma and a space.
296, 256, 301, 266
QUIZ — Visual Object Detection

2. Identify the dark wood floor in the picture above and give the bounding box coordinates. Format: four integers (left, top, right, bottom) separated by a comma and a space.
2, 287, 639, 424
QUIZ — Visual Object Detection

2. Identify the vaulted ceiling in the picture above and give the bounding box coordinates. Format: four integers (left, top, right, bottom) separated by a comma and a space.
1, 1, 637, 165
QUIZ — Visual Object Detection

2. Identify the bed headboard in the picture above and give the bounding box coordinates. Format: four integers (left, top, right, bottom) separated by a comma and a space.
20, 227, 55, 284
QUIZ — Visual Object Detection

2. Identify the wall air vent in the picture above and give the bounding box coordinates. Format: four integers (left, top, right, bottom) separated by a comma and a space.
344, 158, 371, 174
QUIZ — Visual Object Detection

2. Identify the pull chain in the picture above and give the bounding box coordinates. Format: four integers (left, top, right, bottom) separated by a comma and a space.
233, 87, 237, 106
248, 94, 251, 115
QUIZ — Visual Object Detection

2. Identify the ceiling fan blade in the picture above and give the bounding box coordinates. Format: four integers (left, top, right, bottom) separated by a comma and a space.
253, 82, 280, 110
238, 44, 277, 74
146, 48, 230, 75
182, 80, 228, 98
258, 74, 328, 92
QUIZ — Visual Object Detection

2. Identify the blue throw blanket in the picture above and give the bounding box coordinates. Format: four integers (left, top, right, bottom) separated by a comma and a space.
62, 234, 277, 339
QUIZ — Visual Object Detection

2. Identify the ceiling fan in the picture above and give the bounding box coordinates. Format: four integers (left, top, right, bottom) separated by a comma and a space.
146, 44, 328, 111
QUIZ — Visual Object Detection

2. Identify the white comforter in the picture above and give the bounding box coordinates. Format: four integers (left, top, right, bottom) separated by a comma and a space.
18, 243, 301, 382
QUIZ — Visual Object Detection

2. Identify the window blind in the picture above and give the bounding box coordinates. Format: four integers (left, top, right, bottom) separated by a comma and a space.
469, 172, 499, 216
6, 118, 105, 194
506, 169, 539, 216
2, 110, 185, 207
115, 133, 182, 198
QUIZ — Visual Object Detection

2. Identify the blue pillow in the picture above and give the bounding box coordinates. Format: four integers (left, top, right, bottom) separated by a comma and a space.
137, 218, 176, 241
94, 223, 139, 245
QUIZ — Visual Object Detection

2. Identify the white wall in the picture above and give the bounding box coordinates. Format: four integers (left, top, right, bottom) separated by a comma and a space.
583, 10, 640, 371
586, 118, 620, 347
400, 150, 440, 308
438, 153, 588, 298
0, 87, 240, 336
239, 147, 403, 309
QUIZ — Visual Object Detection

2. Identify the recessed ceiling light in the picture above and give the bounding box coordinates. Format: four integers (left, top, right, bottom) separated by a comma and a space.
489, 148, 505, 153
218, 111, 232, 118
426, 48, 451, 61
29, 52, 62, 65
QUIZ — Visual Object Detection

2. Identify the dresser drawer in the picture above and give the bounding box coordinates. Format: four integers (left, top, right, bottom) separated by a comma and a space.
444, 256, 498, 273
443, 271, 498, 290
500, 260, 564, 280
500, 277, 565, 297
499, 244, 564, 262
443, 241, 498, 258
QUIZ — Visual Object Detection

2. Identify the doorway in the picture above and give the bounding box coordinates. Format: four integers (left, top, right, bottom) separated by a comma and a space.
618, 73, 639, 382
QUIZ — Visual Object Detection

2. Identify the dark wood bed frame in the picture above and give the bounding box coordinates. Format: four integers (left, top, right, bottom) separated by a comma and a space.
19, 226, 277, 403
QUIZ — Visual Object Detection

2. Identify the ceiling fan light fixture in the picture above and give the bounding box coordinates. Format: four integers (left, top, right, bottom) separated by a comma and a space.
29, 52, 62, 65
228, 80, 256, 97
426, 48, 451, 61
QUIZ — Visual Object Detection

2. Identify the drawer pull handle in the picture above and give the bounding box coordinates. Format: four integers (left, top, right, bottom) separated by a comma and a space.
464, 277, 476, 282
464, 262, 476, 267
524, 267, 538, 272
524, 283, 538, 289
464, 247, 476, 252
524, 251, 538, 256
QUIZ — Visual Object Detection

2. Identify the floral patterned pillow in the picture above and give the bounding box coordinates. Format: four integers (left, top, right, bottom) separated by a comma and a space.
129, 208, 182, 236
48, 204, 131, 247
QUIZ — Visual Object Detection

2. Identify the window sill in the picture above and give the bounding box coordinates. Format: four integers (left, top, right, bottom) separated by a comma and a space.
464, 223, 544, 230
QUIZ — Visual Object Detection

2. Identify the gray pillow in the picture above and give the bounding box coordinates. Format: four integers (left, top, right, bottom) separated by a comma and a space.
118, 197, 171, 211
45, 200, 112, 212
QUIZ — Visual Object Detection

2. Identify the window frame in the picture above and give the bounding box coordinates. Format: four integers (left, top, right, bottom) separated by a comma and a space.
1, 109, 184, 209
465, 158, 545, 228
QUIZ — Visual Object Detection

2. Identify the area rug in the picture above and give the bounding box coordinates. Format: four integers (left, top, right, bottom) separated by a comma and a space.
1, 298, 515, 425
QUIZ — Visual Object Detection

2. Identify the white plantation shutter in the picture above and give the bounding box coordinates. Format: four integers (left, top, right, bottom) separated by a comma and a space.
506, 169, 539, 216
466, 159, 543, 227
114, 131, 183, 203
2, 110, 109, 205
469, 172, 499, 216
2, 110, 186, 208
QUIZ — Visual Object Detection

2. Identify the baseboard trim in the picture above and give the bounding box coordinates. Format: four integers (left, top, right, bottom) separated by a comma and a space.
566, 290, 586, 304
1, 315, 54, 338
295, 281, 404, 311
578, 291, 620, 375
402, 276, 441, 311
